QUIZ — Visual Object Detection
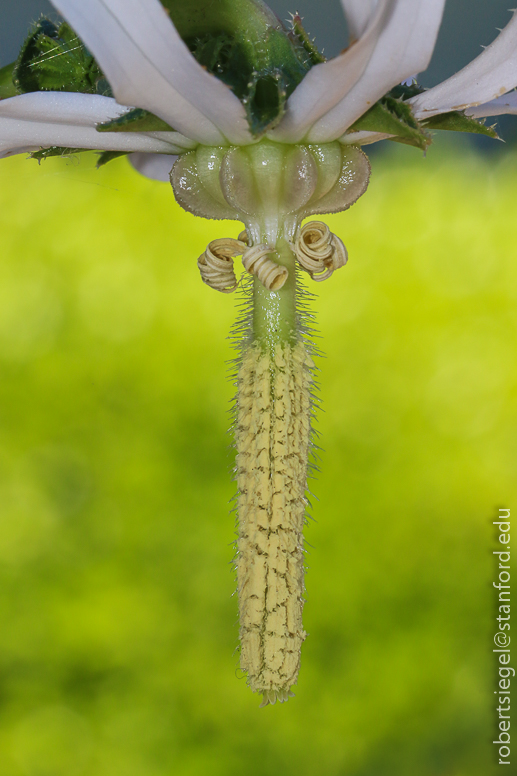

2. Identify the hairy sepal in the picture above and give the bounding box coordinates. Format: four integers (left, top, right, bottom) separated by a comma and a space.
13, 18, 109, 96
160, 0, 317, 136
97, 108, 175, 133
422, 111, 499, 139
290, 14, 326, 65
349, 96, 430, 151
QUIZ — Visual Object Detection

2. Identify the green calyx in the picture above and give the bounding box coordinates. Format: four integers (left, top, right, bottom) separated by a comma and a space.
160, 0, 320, 135
348, 81, 500, 149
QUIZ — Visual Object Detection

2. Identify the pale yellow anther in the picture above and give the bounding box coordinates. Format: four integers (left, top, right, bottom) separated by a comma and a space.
293, 220, 348, 282
241, 245, 289, 291
197, 238, 245, 293
198, 232, 289, 293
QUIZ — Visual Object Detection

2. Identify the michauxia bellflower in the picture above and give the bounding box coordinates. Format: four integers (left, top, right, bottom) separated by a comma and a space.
2, 0, 517, 706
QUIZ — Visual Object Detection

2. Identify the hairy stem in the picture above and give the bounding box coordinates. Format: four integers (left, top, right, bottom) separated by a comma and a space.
235, 238, 314, 706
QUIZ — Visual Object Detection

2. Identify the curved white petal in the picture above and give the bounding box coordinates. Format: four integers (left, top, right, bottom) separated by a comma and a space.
272, 0, 446, 144
51, 0, 252, 145
305, 0, 446, 142
410, 10, 517, 118
340, 0, 380, 41
270, 0, 391, 142
0, 92, 182, 156
467, 91, 517, 118
129, 152, 177, 181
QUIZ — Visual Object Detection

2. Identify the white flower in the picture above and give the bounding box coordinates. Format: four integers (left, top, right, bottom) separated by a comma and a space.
1, 0, 517, 181
3, 0, 517, 707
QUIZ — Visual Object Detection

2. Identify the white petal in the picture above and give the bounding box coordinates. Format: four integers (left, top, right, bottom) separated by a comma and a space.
272, 0, 446, 143
467, 91, 517, 118
340, 0, 380, 40
129, 152, 177, 181
410, 10, 517, 118
305, 0, 446, 142
0, 92, 182, 155
270, 0, 392, 142
51, 0, 252, 145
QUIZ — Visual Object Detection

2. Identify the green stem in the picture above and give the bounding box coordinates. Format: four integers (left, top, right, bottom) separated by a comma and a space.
252, 237, 298, 349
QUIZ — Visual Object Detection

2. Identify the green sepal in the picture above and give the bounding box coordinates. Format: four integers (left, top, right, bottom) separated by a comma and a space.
349, 96, 431, 151
290, 14, 326, 65
422, 110, 499, 139
13, 18, 110, 96
30, 146, 85, 160
97, 108, 175, 133
29, 147, 129, 169
0, 62, 17, 100
160, 0, 313, 136
96, 151, 129, 168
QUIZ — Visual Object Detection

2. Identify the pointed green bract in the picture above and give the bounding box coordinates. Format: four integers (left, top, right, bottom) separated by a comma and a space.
160, 0, 316, 135
422, 111, 499, 139
97, 108, 175, 133
96, 151, 129, 168
349, 96, 431, 151
13, 18, 110, 96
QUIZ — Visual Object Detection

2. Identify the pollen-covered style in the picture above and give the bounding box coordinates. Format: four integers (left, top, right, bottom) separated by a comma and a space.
2, 0, 517, 706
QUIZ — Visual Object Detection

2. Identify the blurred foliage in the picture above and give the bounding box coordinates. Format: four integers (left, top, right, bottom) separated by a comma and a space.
0, 142, 516, 775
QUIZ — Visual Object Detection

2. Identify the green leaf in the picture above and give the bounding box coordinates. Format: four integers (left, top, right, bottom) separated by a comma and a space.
97, 108, 175, 133
349, 97, 431, 151
422, 110, 499, 139
0, 62, 17, 100
160, 0, 315, 136
13, 18, 110, 96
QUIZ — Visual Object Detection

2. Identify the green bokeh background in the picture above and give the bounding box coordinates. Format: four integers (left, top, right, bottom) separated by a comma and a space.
0, 141, 516, 775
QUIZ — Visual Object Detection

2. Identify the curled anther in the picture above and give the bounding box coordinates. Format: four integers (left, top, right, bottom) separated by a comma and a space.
242, 244, 289, 291
240, 230, 288, 290
199, 233, 288, 292
197, 238, 246, 293
293, 221, 348, 282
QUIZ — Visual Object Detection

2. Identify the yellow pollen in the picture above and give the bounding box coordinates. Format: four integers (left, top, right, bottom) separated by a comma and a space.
235, 340, 314, 705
